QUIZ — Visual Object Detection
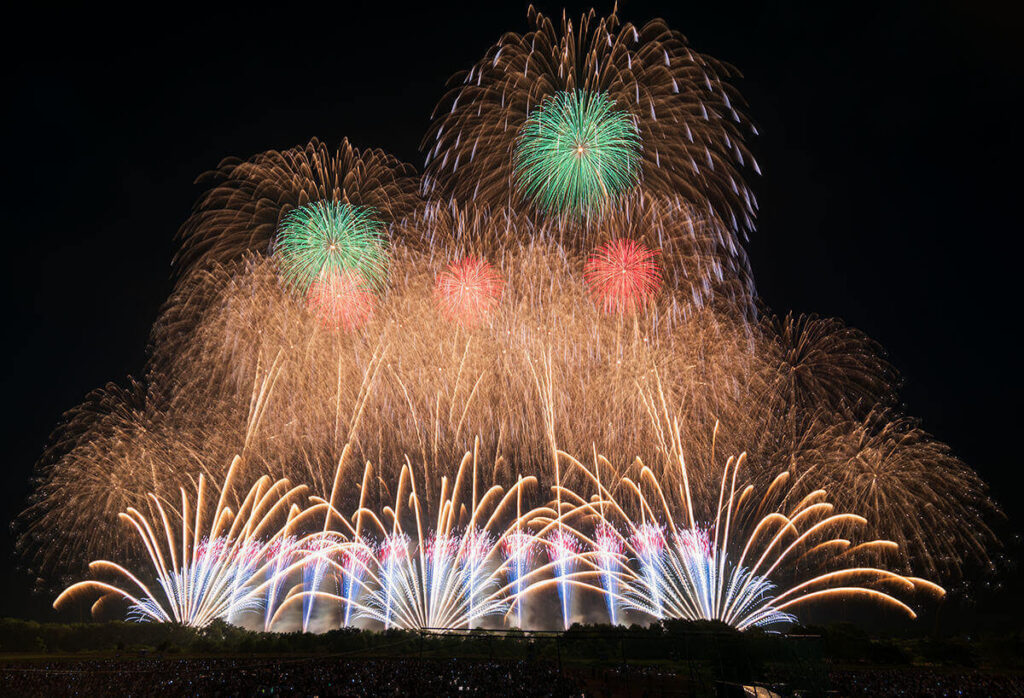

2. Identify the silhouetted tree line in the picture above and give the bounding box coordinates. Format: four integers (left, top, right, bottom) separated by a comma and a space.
0, 617, 1019, 673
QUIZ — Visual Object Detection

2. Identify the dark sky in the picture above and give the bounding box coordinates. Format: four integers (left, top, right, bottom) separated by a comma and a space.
2, 2, 1020, 619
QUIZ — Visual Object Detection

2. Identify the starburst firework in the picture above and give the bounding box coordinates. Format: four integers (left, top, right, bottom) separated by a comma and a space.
434, 257, 504, 325
275, 201, 389, 295
584, 238, 663, 313
514, 90, 641, 216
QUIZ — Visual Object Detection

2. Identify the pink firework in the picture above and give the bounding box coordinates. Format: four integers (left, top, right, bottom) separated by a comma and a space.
426, 534, 460, 561
434, 257, 504, 325
594, 523, 624, 557
547, 529, 582, 561
675, 527, 713, 560
630, 523, 666, 562
266, 535, 299, 562
379, 534, 410, 566
343, 543, 373, 572
502, 531, 537, 567
583, 238, 663, 314
306, 270, 377, 331
462, 527, 493, 566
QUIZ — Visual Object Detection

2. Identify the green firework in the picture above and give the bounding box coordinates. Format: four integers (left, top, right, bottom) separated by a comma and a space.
274, 201, 389, 293
514, 90, 642, 216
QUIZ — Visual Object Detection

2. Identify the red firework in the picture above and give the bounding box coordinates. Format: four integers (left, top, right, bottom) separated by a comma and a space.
306, 270, 377, 331
434, 257, 504, 325
583, 238, 663, 314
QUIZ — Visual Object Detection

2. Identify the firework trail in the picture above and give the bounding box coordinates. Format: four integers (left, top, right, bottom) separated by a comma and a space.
301, 534, 337, 632
461, 526, 493, 627
375, 533, 411, 630
341, 542, 372, 627
263, 535, 298, 631
502, 530, 536, 629
292, 445, 539, 631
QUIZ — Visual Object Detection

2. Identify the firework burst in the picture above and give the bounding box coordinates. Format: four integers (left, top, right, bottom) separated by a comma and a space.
434, 257, 504, 325
786, 411, 998, 579
514, 90, 642, 217
175, 138, 417, 273
275, 201, 389, 295
584, 238, 663, 313
424, 7, 758, 232
305, 270, 378, 331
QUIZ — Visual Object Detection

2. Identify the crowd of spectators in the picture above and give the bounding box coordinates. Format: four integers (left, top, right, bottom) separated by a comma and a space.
830, 667, 1024, 697
0, 656, 584, 697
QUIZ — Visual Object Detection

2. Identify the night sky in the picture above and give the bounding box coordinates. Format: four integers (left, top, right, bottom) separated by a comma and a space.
2, 2, 1020, 619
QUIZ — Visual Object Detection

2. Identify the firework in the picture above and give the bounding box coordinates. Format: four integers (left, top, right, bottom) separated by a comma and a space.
785, 411, 998, 579
584, 238, 663, 314
462, 526, 494, 627
53, 457, 309, 628
502, 530, 536, 628
374, 532, 411, 630
629, 522, 667, 618
22, 242, 994, 589
291, 447, 539, 631
762, 313, 899, 418
23, 7, 999, 636
275, 201, 389, 295
434, 257, 504, 325
545, 528, 582, 630
263, 535, 298, 631
555, 436, 946, 630
341, 542, 373, 627
592, 522, 623, 624
306, 269, 378, 330
301, 534, 337, 632
513, 90, 642, 217
176, 138, 418, 273
423, 8, 758, 233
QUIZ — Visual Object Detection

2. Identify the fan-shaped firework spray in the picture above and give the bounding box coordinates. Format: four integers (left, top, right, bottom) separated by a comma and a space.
53, 457, 309, 628
502, 530, 536, 628
630, 522, 667, 618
